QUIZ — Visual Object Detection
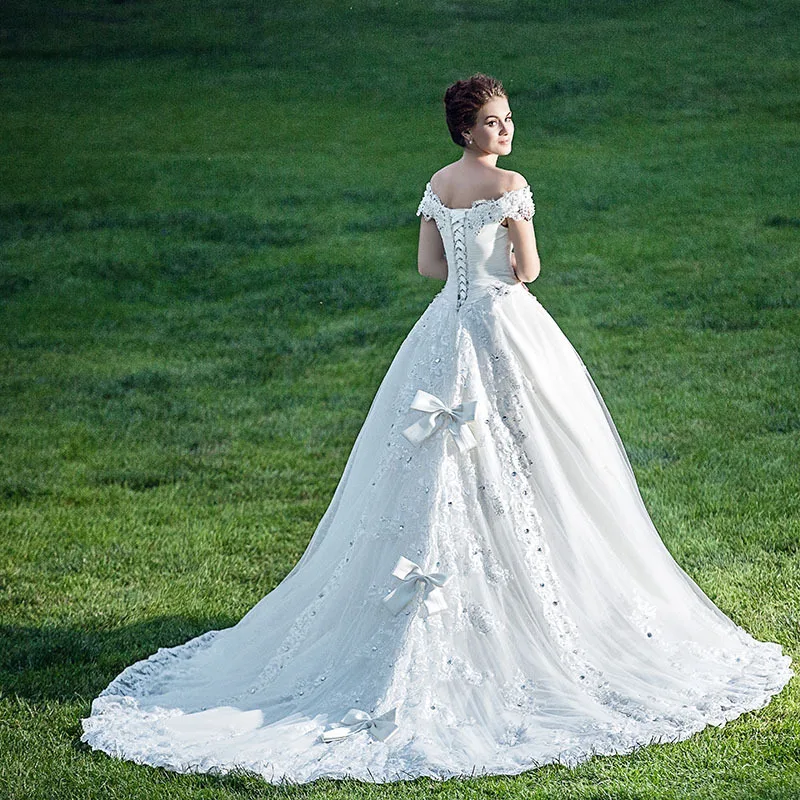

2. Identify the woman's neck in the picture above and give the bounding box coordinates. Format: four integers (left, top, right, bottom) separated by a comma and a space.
460, 149, 499, 168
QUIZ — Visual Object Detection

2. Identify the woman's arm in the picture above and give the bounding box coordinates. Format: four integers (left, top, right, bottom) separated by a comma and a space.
506, 216, 540, 283
417, 217, 448, 280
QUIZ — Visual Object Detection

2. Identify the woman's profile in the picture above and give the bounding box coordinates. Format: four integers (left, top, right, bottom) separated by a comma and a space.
81, 73, 793, 785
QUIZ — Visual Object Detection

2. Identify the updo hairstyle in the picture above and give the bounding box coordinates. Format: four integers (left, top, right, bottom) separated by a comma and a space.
443, 73, 507, 147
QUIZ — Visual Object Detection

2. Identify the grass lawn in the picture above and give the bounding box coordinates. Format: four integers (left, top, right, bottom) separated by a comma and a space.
1, 1, 798, 797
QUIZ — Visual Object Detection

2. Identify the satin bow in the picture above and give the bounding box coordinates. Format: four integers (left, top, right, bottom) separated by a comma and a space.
401, 389, 478, 453
382, 555, 450, 618
321, 706, 399, 743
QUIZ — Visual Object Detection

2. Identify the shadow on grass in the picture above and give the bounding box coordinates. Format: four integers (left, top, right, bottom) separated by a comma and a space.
0, 615, 237, 702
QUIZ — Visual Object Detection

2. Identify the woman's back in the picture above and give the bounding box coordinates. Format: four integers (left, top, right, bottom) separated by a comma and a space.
429, 164, 528, 210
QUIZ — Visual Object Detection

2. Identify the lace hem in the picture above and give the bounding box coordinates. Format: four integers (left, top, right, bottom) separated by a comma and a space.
81, 628, 793, 785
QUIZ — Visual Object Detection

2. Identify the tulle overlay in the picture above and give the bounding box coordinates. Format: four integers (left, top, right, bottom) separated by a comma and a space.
81, 183, 793, 784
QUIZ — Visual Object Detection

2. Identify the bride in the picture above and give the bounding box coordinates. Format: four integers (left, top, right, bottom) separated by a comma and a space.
81, 74, 793, 784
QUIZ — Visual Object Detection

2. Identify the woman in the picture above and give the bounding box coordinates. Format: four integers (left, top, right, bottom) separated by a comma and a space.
81, 74, 793, 784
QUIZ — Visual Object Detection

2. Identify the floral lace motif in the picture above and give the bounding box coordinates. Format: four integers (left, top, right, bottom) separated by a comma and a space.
416, 181, 535, 235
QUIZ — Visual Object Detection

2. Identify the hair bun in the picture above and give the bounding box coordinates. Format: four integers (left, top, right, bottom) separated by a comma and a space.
443, 74, 506, 148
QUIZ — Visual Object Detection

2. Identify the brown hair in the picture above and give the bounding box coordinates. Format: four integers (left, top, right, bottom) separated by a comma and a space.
444, 73, 507, 147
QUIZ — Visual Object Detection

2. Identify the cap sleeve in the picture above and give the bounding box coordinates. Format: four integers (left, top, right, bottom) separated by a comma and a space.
416, 183, 439, 222
500, 184, 535, 221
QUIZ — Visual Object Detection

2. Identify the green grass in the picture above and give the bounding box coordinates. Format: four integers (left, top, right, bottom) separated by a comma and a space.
1, 0, 799, 797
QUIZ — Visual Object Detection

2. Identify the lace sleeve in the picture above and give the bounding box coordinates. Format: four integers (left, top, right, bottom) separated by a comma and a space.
500, 185, 535, 221
416, 183, 438, 222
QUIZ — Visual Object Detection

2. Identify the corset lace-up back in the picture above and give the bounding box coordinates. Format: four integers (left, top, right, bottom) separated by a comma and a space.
416, 182, 535, 309
451, 214, 469, 309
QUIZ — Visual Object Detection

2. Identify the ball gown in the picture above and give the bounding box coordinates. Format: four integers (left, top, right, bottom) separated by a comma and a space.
80, 179, 794, 784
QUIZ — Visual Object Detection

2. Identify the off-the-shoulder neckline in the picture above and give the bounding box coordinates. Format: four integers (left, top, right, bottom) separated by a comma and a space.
426, 181, 530, 211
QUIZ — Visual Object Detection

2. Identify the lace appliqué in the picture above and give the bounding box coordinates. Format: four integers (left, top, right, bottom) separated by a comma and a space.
415, 183, 446, 228
417, 182, 535, 236
464, 185, 535, 233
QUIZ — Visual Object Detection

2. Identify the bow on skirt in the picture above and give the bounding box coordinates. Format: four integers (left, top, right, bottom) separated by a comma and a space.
401, 389, 478, 454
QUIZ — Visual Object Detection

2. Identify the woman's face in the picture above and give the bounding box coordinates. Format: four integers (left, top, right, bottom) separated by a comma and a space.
467, 95, 514, 155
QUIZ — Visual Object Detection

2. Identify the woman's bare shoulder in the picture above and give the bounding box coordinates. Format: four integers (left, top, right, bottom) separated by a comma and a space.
428, 165, 529, 201
431, 165, 453, 179
429, 164, 457, 191
497, 169, 529, 191
473, 167, 529, 196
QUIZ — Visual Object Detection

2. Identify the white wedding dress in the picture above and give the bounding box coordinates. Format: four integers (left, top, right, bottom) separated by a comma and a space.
81, 180, 793, 784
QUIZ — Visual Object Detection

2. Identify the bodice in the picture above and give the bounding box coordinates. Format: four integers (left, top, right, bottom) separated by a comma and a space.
416, 181, 535, 309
